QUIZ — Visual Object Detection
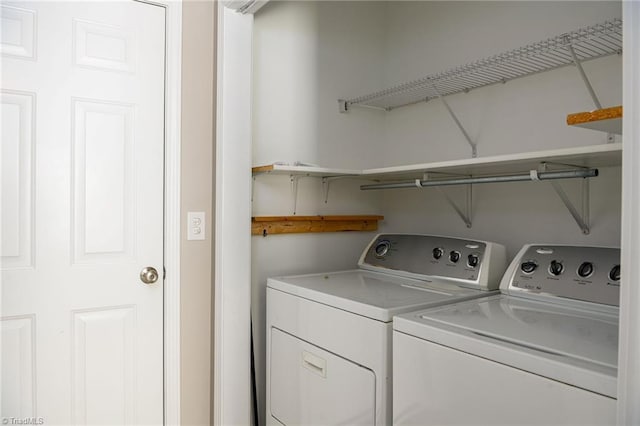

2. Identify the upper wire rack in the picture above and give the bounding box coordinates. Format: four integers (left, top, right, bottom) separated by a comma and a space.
341, 18, 622, 112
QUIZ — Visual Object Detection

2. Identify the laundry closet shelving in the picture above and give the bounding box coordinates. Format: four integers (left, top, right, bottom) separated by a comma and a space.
338, 19, 622, 114
252, 18, 623, 235
251, 164, 383, 234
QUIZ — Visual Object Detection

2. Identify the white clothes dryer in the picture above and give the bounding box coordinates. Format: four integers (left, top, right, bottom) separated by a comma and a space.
393, 244, 620, 425
266, 234, 507, 426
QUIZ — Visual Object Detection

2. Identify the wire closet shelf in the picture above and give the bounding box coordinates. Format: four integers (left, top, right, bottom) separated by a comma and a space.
340, 18, 622, 112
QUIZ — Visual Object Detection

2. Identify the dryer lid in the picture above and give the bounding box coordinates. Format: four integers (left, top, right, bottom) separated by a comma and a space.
267, 269, 493, 322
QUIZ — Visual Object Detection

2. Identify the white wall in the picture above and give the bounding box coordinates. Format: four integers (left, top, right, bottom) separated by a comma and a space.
252, 1, 389, 169
252, 1, 622, 424
252, 2, 387, 424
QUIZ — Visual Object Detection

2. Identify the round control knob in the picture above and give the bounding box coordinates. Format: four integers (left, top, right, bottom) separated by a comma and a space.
432, 247, 444, 260
520, 261, 537, 274
577, 262, 594, 278
374, 240, 390, 258
608, 264, 620, 282
549, 260, 564, 276
449, 251, 461, 263
467, 254, 479, 268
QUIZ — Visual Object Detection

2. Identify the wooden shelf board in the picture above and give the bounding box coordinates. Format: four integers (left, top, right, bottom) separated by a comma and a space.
252, 215, 384, 236
252, 163, 361, 177
362, 143, 622, 182
567, 106, 622, 135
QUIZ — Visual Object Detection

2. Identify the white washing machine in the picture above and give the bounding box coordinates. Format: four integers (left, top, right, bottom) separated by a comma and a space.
266, 233, 507, 425
393, 244, 620, 425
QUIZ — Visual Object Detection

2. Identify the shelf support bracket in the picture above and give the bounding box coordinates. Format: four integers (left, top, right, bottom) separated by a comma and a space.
290, 175, 299, 215
432, 84, 477, 158
321, 177, 330, 204
321, 177, 345, 204
426, 173, 473, 228
289, 174, 313, 215
251, 176, 256, 203
566, 42, 603, 110
540, 163, 590, 234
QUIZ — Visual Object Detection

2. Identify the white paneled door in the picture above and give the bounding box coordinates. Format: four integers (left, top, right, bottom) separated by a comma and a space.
1, 2, 165, 424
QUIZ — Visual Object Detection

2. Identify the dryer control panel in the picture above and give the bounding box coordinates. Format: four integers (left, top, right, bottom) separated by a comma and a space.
502, 245, 620, 307
358, 234, 507, 291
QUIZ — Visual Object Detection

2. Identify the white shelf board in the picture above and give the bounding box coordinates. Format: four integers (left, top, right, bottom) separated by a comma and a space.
572, 118, 622, 135
252, 163, 362, 178
362, 143, 622, 182
253, 144, 621, 182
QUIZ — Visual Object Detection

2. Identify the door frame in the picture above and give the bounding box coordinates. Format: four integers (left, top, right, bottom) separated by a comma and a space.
214, 4, 253, 425
162, 1, 182, 424
619, 2, 640, 423
135, 0, 182, 424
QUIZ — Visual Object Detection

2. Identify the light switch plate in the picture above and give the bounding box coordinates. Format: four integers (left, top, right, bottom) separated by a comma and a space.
187, 212, 205, 241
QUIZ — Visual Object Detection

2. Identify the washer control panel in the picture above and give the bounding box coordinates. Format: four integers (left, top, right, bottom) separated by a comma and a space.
503, 245, 620, 306
359, 234, 507, 290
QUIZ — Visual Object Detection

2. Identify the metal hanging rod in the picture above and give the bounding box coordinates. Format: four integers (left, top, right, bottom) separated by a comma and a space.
360, 168, 598, 191
340, 19, 622, 112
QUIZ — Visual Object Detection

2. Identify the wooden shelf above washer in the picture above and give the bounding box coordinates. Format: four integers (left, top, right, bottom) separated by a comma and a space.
567, 105, 622, 135
252, 215, 384, 236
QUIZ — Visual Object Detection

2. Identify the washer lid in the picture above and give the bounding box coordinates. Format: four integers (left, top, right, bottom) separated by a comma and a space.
394, 295, 619, 397
267, 269, 493, 322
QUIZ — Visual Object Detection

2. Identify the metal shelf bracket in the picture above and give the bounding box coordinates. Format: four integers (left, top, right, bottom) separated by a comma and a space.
321, 177, 341, 204
433, 84, 478, 158
290, 174, 313, 215
321, 177, 330, 203
540, 163, 591, 234
251, 176, 256, 202
565, 38, 603, 110
425, 172, 473, 228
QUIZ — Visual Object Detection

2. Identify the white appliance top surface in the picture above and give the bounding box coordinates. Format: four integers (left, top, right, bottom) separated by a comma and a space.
394, 294, 619, 396
267, 269, 493, 322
